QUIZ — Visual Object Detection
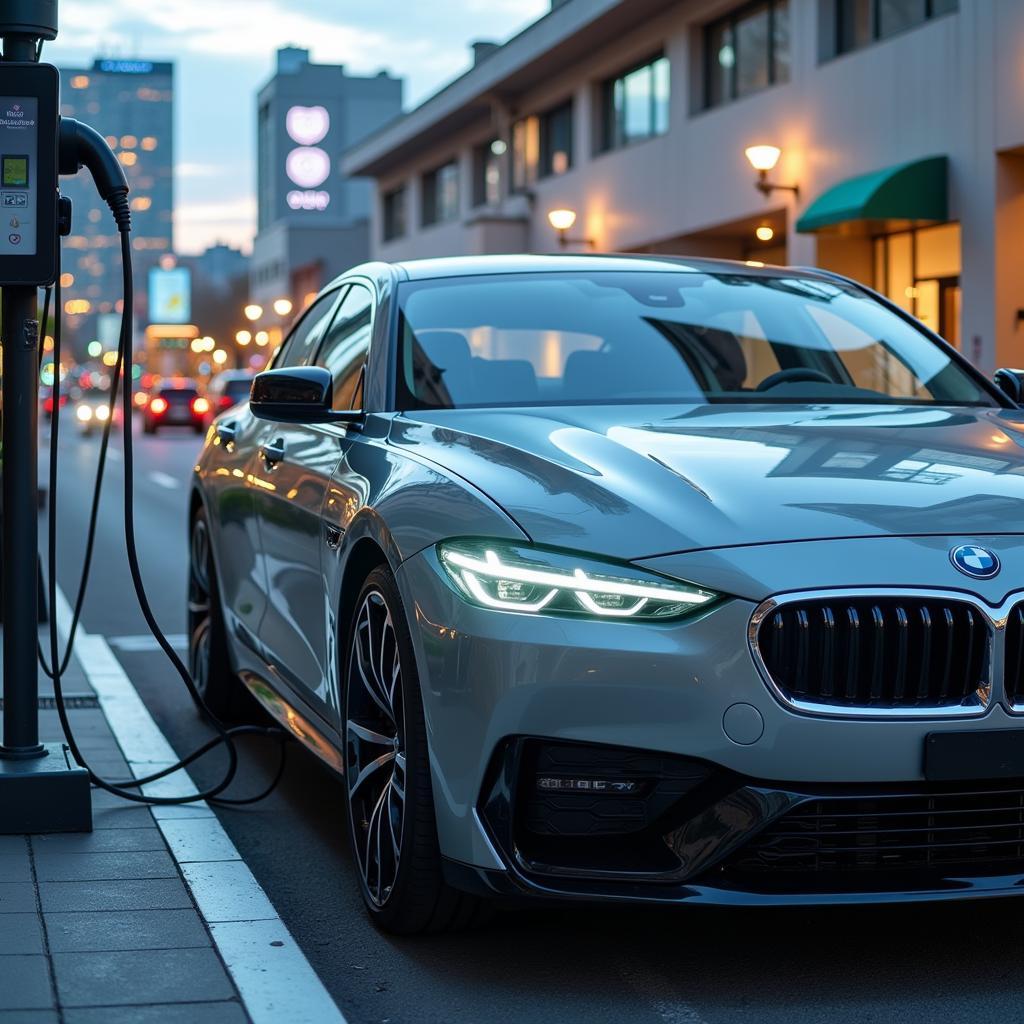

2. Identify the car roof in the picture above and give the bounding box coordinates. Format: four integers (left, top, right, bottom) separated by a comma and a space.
390, 252, 833, 282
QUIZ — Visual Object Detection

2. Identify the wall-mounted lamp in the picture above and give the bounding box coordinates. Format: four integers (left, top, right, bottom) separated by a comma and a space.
547, 208, 595, 249
755, 224, 775, 242
745, 145, 799, 198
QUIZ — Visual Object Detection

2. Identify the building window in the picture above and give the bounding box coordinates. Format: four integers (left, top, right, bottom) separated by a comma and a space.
601, 55, 670, 152
382, 185, 407, 241
539, 100, 574, 177
836, 0, 956, 55
511, 117, 539, 191
705, 0, 790, 109
421, 161, 459, 227
473, 140, 504, 207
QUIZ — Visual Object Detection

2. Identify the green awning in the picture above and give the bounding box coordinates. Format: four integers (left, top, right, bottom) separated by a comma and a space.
796, 156, 948, 233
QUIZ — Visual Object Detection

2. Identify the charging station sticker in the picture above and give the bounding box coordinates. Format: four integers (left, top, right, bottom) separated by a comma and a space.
0, 97, 36, 255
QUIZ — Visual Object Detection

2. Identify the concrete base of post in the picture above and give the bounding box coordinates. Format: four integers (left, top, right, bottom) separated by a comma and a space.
0, 741, 91, 832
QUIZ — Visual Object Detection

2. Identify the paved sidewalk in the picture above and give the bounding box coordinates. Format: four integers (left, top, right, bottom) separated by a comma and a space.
0, 634, 250, 1023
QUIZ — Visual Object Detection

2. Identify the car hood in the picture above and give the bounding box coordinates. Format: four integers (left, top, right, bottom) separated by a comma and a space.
389, 403, 1024, 559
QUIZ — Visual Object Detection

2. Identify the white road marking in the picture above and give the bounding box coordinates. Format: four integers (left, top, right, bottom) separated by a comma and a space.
149, 470, 180, 489
108, 633, 187, 652
52, 584, 347, 1024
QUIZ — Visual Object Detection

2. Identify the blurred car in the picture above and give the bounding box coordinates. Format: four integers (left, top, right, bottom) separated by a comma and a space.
73, 387, 120, 436
39, 385, 68, 422
142, 380, 208, 435
202, 370, 253, 428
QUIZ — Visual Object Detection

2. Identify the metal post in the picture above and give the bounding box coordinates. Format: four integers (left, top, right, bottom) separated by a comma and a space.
0, 285, 43, 757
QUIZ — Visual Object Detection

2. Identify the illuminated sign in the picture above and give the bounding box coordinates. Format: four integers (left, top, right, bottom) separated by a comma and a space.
98, 60, 155, 74
286, 105, 329, 146
147, 266, 191, 324
287, 190, 330, 211
286, 146, 330, 189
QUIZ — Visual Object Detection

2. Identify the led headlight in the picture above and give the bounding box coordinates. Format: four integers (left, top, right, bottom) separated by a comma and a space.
437, 541, 718, 621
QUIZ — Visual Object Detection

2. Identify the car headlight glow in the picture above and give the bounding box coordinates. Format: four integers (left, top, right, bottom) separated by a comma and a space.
437, 541, 718, 621
76, 404, 93, 422
95, 404, 110, 421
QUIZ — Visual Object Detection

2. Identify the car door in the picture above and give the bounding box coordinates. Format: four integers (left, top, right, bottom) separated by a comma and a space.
249, 282, 374, 717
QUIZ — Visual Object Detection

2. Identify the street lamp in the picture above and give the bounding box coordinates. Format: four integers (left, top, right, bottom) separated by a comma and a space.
547, 208, 595, 249
212, 349, 228, 366
243, 303, 263, 322
744, 144, 798, 197
272, 297, 293, 317
235, 329, 252, 346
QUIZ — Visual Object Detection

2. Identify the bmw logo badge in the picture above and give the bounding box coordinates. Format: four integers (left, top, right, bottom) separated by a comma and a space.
949, 544, 1001, 580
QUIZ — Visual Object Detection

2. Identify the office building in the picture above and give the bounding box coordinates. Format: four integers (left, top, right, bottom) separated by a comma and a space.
58, 58, 174, 354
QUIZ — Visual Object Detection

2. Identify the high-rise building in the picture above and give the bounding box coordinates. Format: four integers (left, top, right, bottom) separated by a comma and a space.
250, 47, 402, 315
58, 59, 173, 354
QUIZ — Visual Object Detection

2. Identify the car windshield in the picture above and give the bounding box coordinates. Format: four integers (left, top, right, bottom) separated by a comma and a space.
396, 271, 994, 409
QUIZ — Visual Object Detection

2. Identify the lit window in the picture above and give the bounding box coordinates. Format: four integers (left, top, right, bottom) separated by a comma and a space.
70, 75, 89, 89
120, 135, 137, 149
140, 136, 158, 151
539, 101, 573, 178
705, 0, 790, 109
59, 272, 74, 287
118, 151, 137, 166
421, 161, 459, 227
601, 55, 670, 152
131, 196, 152, 212
511, 116, 539, 192
835, 0, 957, 56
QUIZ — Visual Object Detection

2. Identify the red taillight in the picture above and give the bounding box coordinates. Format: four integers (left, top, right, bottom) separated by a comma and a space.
219, 395, 233, 409
44, 397, 54, 413
150, 396, 169, 415
192, 397, 210, 415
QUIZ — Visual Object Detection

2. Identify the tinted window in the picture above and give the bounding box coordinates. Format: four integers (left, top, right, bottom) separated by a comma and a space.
275, 290, 341, 368
316, 283, 373, 410
705, 0, 790, 108
160, 386, 198, 400
602, 56, 669, 151
224, 380, 252, 401
397, 272, 993, 410
539, 101, 573, 177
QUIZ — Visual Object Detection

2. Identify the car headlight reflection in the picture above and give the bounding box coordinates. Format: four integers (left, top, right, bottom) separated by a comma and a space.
437, 541, 718, 621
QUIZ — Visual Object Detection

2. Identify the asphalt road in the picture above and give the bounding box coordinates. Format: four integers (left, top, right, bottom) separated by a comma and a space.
45, 419, 1024, 1024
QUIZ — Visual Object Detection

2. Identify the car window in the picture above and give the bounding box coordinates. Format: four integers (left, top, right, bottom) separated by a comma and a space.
315, 282, 373, 410
396, 272, 994, 409
274, 288, 344, 369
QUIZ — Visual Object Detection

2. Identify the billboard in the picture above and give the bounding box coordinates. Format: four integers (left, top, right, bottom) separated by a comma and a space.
148, 266, 191, 324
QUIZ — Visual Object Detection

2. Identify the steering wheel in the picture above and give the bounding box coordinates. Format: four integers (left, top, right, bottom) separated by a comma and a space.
756, 368, 834, 392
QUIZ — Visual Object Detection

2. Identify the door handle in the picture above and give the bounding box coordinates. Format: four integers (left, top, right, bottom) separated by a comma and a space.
216, 421, 237, 444
261, 438, 286, 466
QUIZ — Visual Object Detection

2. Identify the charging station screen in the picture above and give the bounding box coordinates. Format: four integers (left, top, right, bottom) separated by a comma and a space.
2, 155, 27, 187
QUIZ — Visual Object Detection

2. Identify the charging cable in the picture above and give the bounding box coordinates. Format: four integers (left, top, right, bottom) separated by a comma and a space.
41, 121, 289, 806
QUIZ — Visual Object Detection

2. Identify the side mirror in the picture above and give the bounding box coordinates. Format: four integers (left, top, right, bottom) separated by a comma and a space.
250, 366, 363, 424
994, 367, 1024, 406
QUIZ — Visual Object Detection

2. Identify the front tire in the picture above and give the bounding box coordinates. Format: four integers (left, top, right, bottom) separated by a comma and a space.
188, 509, 253, 722
343, 566, 487, 933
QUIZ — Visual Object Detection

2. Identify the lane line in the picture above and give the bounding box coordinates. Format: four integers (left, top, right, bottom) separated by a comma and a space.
149, 470, 181, 489
52, 583, 347, 1024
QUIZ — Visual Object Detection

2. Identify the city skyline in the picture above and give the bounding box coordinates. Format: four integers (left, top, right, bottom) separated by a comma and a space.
44, 0, 547, 255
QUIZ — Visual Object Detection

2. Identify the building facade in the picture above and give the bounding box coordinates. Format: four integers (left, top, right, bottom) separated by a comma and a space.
250, 47, 402, 315
345, 0, 1024, 374
58, 58, 174, 355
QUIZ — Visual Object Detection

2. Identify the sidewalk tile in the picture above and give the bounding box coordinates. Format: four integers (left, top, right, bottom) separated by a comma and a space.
38, 878, 193, 913
90, 806, 154, 830
0, 914, 44, 955
0, 1011, 59, 1023
31, 829, 167, 854
63, 1003, 247, 1024
53, 947, 235, 1007
0, 852, 32, 883
45, 909, 210, 953
0, 955, 52, 1010
0, 837, 28, 853
0, 883, 36, 914
34, 850, 178, 882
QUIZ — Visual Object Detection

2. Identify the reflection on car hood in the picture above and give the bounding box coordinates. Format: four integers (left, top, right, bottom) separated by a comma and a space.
389, 404, 1024, 559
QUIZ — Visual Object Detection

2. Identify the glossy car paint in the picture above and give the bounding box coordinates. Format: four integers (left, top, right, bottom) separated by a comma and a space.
192, 255, 1024, 903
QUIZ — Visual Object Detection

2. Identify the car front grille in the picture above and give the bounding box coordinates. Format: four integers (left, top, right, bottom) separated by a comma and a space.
1004, 603, 1024, 707
725, 786, 1024, 878
754, 596, 989, 712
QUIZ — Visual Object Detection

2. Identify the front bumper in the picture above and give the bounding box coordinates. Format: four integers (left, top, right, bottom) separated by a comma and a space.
396, 540, 1024, 903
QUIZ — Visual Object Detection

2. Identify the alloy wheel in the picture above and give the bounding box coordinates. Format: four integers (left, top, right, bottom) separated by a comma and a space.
188, 517, 213, 695
345, 589, 407, 907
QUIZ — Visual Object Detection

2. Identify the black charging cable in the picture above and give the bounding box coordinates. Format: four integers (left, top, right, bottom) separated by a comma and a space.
41, 122, 289, 806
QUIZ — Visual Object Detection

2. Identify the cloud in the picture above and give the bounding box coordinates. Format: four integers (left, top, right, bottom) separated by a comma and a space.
175, 195, 257, 256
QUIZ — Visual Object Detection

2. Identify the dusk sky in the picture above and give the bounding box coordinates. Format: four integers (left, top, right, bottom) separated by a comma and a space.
46, 0, 548, 255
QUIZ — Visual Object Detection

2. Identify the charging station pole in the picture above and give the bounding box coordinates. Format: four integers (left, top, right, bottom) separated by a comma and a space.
0, 0, 91, 832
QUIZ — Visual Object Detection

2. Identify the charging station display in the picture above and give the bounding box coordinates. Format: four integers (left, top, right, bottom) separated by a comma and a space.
0, 64, 57, 285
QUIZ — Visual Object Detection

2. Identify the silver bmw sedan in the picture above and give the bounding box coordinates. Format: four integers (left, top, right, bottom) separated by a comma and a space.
191, 254, 1024, 933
